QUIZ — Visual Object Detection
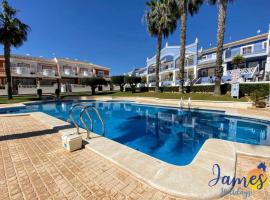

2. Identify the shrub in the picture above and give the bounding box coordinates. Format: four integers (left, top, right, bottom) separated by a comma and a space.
81, 77, 107, 95
124, 76, 141, 93
239, 83, 269, 96
111, 76, 125, 92
146, 83, 269, 97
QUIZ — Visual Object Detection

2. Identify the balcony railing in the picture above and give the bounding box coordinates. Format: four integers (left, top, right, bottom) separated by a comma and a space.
225, 45, 267, 59
63, 69, 76, 76
12, 67, 34, 76
43, 69, 57, 77
80, 70, 91, 77
160, 66, 173, 72
161, 81, 173, 86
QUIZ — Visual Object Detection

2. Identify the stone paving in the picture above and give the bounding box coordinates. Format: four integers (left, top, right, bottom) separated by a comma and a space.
0, 115, 269, 200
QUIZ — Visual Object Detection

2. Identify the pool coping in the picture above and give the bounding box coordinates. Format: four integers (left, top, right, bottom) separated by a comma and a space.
0, 98, 269, 122
20, 112, 270, 199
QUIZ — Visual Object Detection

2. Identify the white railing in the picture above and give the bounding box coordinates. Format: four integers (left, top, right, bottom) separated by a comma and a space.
80, 70, 92, 77
226, 66, 258, 77
43, 69, 56, 77
12, 67, 33, 75
64, 69, 76, 76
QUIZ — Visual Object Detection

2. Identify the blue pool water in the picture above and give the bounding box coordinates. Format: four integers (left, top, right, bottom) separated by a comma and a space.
1, 100, 269, 166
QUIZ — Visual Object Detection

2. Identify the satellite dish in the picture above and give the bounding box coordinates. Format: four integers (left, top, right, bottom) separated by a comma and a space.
257, 29, 261, 34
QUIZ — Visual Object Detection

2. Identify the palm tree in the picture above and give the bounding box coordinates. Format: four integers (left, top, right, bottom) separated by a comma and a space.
0, 0, 30, 99
176, 0, 203, 93
145, 0, 178, 92
207, 0, 234, 95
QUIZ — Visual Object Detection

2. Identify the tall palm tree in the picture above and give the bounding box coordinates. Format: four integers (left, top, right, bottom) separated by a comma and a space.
208, 0, 234, 95
0, 0, 30, 99
176, 0, 203, 93
145, 0, 178, 92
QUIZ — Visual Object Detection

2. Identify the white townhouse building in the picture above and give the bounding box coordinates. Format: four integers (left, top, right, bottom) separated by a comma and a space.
0, 55, 110, 95
134, 24, 270, 87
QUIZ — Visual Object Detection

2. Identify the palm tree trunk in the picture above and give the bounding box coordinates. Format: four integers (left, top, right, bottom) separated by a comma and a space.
4, 42, 12, 99
179, 1, 187, 94
155, 31, 162, 92
214, 1, 227, 96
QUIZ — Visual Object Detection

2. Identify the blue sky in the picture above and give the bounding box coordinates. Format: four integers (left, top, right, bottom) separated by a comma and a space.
1, 0, 270, 75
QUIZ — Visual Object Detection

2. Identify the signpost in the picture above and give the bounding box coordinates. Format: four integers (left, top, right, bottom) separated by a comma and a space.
231, 83, 239, 99
231, 69, 240, 99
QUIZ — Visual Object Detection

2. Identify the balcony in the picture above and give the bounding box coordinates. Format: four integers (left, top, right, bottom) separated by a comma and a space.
12, 67, 34, 76
160, 66, 173, 72
80, 70, 92, 77
161, 80, 173, 86
43, 69, 57, 77
225, 44, 267, 60
63, 69, 76, 76
148, 68, 156, 74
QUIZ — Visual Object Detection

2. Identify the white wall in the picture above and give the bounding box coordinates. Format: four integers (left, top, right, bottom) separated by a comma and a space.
18, 84, 58, 95
40, 84, 58, 94
113, 85, 120, 91
71, 84, 91, 93
102, 85, 111, 91
18, 85, 37, 95
0, 85, 7, 96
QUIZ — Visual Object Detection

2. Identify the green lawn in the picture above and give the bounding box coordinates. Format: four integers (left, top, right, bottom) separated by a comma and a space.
0, 95, 40, 104
0, 91, 249, 104
104, 92, 249, 102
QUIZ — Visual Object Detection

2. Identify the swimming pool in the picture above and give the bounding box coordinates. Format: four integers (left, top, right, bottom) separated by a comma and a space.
1, 100, 269, 166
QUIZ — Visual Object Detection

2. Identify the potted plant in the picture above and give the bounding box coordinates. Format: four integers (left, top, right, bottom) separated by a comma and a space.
37, 89, 42, 100
55, 88, 60, 99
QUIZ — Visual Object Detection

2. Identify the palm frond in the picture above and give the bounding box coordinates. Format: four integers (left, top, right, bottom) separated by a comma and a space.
0, 0, 30, 47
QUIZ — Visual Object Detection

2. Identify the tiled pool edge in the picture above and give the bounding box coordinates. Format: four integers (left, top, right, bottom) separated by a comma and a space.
28, 112, 236, 199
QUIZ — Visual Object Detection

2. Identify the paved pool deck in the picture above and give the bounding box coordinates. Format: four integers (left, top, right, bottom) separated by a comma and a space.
0, 98, 270, 199
0, 112, 269, 200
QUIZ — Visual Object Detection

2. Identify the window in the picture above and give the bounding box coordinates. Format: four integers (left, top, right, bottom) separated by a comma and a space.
97, 71, 104, 77
242, 46, 252, 55
201, 55, 207, 60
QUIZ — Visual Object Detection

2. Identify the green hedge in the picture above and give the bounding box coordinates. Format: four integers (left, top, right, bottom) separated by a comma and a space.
147, 83, 269, 96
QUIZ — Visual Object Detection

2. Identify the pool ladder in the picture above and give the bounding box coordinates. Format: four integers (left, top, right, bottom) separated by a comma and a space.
69, 103, 105, 139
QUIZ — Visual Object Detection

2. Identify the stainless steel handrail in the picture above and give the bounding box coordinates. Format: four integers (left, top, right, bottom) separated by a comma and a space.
69, 103, 86, 134
80, 105, 105, 139
79, 108, 93, 138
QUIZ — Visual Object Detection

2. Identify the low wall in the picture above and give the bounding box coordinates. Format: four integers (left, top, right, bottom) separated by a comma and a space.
18, 85, 37, 95
41, 84, 58, 94
18, 84, 57, 95
0, 85, 7, 96
71, 84, 91, 93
